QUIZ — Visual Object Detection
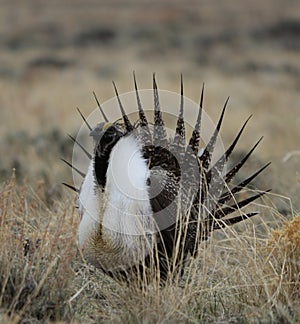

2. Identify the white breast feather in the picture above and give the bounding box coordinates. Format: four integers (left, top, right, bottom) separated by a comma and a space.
103, 135, 154, 241
78, 134, 154, 263
78, 161, 100, 248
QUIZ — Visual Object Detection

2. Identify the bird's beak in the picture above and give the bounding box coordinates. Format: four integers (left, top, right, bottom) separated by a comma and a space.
89, 128, 98, 137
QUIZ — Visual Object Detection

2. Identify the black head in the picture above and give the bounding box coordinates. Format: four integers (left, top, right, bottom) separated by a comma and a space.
90, 122, 123, 157
90, 122, 124, 188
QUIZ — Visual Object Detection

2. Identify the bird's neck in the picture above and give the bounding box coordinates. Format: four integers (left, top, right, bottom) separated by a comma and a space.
93, 151, 109, 188
93, 140, 120, 188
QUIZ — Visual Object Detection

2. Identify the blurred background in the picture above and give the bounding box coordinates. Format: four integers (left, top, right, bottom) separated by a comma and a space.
0, 0, 299, 210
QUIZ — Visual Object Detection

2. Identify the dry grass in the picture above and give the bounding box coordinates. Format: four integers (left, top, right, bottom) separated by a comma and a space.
0, 171, 299, 323
0, 172, 77, 322
0, 1, 299, 322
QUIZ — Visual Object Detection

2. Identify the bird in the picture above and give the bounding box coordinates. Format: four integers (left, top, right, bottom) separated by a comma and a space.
63, 74, 270, 282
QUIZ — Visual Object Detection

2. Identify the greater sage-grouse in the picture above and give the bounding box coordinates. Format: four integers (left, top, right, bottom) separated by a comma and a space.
63, 74, 270, 282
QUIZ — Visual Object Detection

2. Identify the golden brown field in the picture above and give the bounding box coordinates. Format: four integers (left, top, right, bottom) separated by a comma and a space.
0, 0, 299, 322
